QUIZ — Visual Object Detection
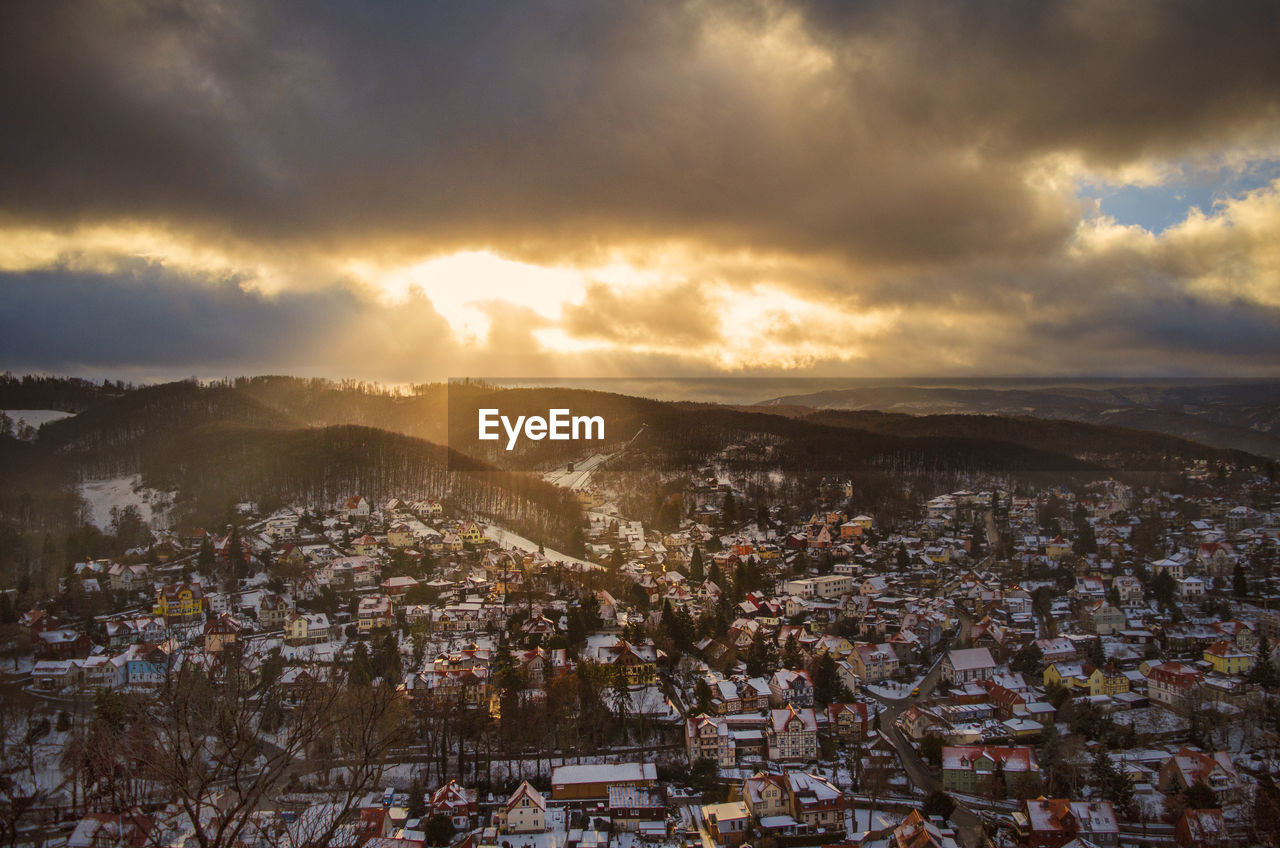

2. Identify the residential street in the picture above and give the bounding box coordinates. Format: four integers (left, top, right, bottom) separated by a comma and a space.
865, 622, 987, 848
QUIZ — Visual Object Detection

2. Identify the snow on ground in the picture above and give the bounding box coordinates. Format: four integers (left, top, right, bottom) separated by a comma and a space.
78, 474, 175, 530
3, 408, 76, 428
864, 671, 929, 701
484, 524, 602, 571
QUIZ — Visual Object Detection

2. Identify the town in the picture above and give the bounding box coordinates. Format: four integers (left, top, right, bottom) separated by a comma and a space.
3, 460, 1279, 848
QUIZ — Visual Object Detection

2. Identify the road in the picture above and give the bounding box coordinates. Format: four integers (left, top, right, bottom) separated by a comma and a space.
861, 558, 992, 848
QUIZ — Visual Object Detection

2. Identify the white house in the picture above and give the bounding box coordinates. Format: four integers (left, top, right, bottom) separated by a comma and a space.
941, 647, 996, 686
499, 781, 547, 833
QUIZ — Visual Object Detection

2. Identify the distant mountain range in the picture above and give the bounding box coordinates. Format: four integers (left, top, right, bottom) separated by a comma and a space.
754, 381, 1280, 458
7, 377, 1274, 525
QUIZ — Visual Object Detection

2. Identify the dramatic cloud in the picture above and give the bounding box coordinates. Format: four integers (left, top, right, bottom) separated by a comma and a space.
1, 0, 1278, 378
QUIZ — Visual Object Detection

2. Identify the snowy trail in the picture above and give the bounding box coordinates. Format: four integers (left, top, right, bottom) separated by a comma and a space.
484, 524, 601, 571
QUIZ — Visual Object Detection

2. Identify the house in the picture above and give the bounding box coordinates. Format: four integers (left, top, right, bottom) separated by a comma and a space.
740, 772, 791, 820
67, 812, 153, 848
1087, 664, 1130, 697
941, 745, 1040, 796
154, 583, 204, 623
34, 629, 92, 660
259, 593, 292, 629
1113, 575, 1144, 606
32, 659, 75, 691
1175, 808, 1227, 848
1159, 748, 1244, 805
124, 644, 172, 687
352, 534, 380, 556
890, 809, 957, 848
785, 770, 843, 831
608, 786, 665, 833
1146, 662, 1203, 714
344, 496, 371, 520
550, 762, 657, 801
284, 612, 331, 645
1151, 557, 1186, 580
203, 614, 245, 654
1178, 577, 1207, 600
852, 642, 900, 683
357, 595, 394, 632
702, 802, 750, 847
430, 780, 476, 831
1034, 638, 1078, 665
900, 704, 948, 742
1014, 798, 1118, 848
1082, 601, 1127, 636
599, 641, 664, 686
459, 521, 487, 545
941, 647, 995, 686
826, 702, 869, 742
497, 781, 546, 833
769, 669, 814, 708
1203, 640, 1252, 676
767, 706, 818, 762
686, 715, 739, 768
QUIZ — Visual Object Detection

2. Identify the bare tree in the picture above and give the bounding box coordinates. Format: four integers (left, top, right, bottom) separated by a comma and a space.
118, 659, 409, 848
0, 688, 52, 848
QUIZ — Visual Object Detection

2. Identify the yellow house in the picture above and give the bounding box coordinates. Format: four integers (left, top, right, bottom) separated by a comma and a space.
608, 642, 662, 686
387, 523, 415, 548
154, 582, 205, 622
1204, 640, 1253, 676
459, 521, 487, 545
1044, 662, 1090, 692
1088, 664, 1130, 696
1045, 536, 1071, 561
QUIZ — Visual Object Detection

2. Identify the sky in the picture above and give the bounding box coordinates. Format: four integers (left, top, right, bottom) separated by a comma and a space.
1, 0, 1279, 383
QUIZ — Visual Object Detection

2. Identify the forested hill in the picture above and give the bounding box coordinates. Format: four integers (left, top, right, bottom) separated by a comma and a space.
37, 381, 301, 475
232, 376, 449, 442
138, 424, 583, 551
0, 374, 131, 411
798, 410, 1265, 471
616, 406, 1103, 475
756, 381, 1280, 458
23, 380, 582, 549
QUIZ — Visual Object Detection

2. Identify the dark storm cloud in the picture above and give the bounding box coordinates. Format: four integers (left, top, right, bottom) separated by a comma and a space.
0, 264, 458, 377
793, 0, 1280, 166
4, 0, 1276, 267
0, 265, 321, 368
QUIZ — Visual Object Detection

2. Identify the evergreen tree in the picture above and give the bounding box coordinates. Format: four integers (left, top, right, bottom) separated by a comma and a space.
1010, 642, 1044, 676
722, 492, 737, 527
922, 790, 955, 820
693, 677, 713, 714
811, 652, 839, 706
1233, 562, 1249, 598
690, 546, 705, 581
782, 635, 803, 670
1249, 635, 1277, 692
349, 643, 374, 686
424, 814, 455, 847
920, 733, 944, 768
407, 775, 427, 820
1185, 779, 1218, 810
198, 536, 215, 575
227, 525, 246, 585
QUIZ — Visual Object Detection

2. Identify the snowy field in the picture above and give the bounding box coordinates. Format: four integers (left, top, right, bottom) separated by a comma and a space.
484, 524, 601, 571
78, 474, 175, 530
2, 408, 75, 436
